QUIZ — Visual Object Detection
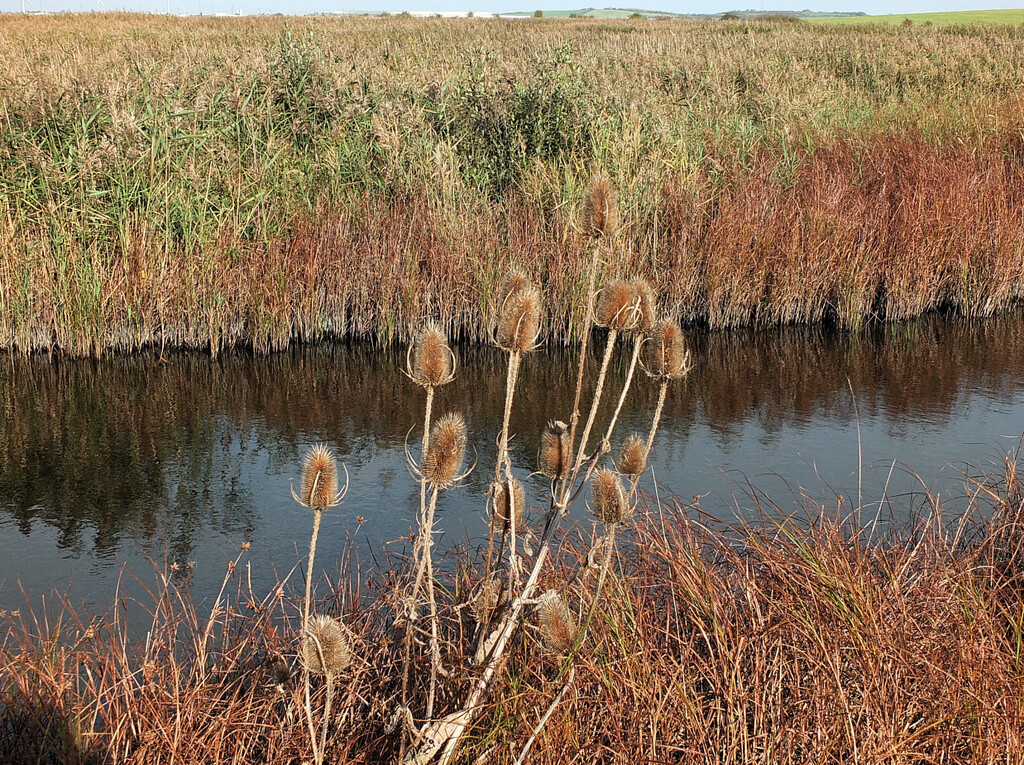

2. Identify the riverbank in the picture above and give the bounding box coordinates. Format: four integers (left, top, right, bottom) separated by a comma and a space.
2, 14, 1024, 355
1, 489, 1022, 763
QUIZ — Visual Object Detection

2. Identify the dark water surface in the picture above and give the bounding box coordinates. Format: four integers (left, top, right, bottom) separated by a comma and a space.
2, 315, 1024, 613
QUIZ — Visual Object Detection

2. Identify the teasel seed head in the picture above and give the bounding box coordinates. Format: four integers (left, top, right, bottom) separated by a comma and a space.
470, 578, 508, 627
596, 279, 640, 331
646, 320, 692, 381
296, 444, 344, 511
536, 589, 578, 657
409, 322, 455, 388
582, 172, 617, 239
633, 279, 657, 334
301, 615, 353, 676
423, 413, 468, 488
591, 468, 633, 524
491, 477, 526, 531
617, 435, 648, 478
538, 420, 571, 481
496, 283, 543, 353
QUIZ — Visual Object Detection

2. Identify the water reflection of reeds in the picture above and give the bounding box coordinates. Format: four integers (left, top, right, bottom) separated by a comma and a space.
2, 313, 1023, 560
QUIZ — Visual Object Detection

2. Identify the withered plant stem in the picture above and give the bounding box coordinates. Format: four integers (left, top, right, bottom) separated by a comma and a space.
486, 351, 522, 580
304, 508, 323, 630
401, 384, 434, 740
566, 244, 602, 483
567, 328, 619, 499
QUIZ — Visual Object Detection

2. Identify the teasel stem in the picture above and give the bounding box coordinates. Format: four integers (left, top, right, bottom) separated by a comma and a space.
566, 327, 618, 501
304, 669, 321, 765
571, 335, 643, 505
320, 672, 335, 762
401, 385, 435, 739
304, 507, 323, 630
565, 244, 602, 487
486, 350, 522, 580
643, 378, 667, 466
424, 485, 442, 722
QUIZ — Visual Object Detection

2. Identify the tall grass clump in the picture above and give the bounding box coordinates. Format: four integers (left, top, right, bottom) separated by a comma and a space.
3, 14, 1024, 355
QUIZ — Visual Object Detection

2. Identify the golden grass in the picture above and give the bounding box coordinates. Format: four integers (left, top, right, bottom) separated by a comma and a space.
1, 14, 1024, 354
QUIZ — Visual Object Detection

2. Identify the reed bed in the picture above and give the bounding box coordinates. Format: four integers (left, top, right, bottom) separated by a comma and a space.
1, 484, 1022, 763
3, 14, 1024, 354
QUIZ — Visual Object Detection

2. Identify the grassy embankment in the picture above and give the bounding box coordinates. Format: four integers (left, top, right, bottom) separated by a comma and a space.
1, 489, 1022, 763
813, 8, 1024, 25
2, 14, 1024, 355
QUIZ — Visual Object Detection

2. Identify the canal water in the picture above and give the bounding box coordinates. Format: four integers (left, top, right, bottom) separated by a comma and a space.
2, 314, 1023, 613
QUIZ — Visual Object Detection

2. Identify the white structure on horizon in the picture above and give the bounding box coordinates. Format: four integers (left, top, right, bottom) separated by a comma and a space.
405, 10, 496, 17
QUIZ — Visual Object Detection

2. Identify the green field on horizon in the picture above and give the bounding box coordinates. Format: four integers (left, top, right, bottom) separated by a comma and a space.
812, 7, 1024, 24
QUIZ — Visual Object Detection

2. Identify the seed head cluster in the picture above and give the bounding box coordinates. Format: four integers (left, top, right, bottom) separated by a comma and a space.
299, 444, 343, 511
496, 277, 542, 353
646, 320, 691, 380
536, 590, 578, 656
617, 435, 648, 478
423, 413, 468, 488
591, 468, 632, 524
470, 578, 508, 627
410, 323, 454, 388
491, 478, 525, 530
582, 172, 617, 239
596, 279, 640, 331
538, 420, 571, 481
302, 615, 353, 676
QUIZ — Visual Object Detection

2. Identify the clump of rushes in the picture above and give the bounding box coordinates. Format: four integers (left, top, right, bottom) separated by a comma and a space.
616, 435, 648, 478
538, 420, 571, 482
302, 615, 353, 765
582, 172, 617, 240
423, 413, 468, 488
591, 468, 632, 526
535, 590, 578, 657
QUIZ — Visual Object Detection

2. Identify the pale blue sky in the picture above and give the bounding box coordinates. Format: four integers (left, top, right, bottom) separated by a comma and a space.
1, 0, 1022, 19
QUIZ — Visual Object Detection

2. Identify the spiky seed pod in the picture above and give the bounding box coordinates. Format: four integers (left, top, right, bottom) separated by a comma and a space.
497, 270, 530, 304
410, 323, 454, 388
496, 284, 542, 353
470, 578, 508, 626
423, 413, 468, 488
646, 320, 691, 380
633, 279, 657, 334
596, 279, 640, 331
491, 478, 526, 530
538, 420, 571, 480
299, 444, 342, 511
617, 435, 648, 478
582, 172, 617, 239
592, 468, 632, 524
301, 615, 352, 676
536, 590, 578, 656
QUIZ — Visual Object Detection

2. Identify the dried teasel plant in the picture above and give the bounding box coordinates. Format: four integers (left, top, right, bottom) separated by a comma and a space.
292, 444, 347, 512
616, 435, 648, 478
633, 279, 657, 334
301, 614, 353, 765
535, 590, 578, 657
491, 477, 525, 532
538, 420, 571, 481
591, 468, 633, 525
291, 445, 349, 630
596, 279, 641, 331
470, 577, 509, 628
496, 283, 543, 354
302, 615, 353, 677
422, 413, 469, 488
645, 320, 691, 381
407, 322, 456, 388
582, 171, 618, 239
